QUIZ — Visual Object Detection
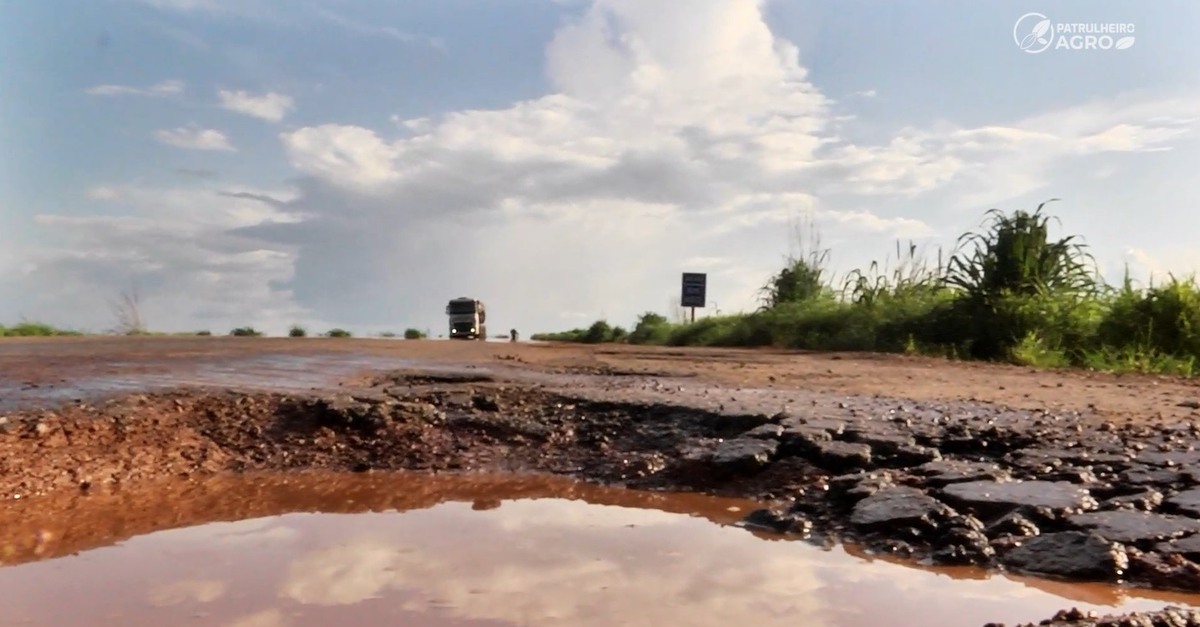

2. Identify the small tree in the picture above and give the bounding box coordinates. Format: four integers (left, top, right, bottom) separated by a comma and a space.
403, 328, 426, 339
110, 280, 147, 335
288, 325, 307, 337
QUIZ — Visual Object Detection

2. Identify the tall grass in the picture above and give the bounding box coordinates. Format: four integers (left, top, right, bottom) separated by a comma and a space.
534, 201, 1200, 376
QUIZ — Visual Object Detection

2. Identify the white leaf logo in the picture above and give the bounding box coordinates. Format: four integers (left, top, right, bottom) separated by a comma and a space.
1019, 19, 1052, 50
1032, 19, 1051, 41
1115, 36, 1135, 50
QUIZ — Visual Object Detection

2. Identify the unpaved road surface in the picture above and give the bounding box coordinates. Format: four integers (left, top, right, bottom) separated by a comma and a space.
3, 336, 1200, 421
5, 337, 1200, 626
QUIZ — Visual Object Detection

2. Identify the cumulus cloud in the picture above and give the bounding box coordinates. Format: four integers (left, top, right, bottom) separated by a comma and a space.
265, 498, 1143, 626
19, 183, 311, 333
277, 500, 832, 625
155, 127, 236, 151
148, 579, 227, 606
227, 609, 286, 627
28, 0, 1200, 334
1122, 247, 1200, 285
85, 79, 184, 97
218, 90, 295, 122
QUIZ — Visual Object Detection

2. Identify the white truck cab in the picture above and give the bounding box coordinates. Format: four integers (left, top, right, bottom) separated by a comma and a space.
445, 297, 487, 340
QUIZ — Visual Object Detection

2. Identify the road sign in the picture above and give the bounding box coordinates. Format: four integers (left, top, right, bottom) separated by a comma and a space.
680, 272, 706, 308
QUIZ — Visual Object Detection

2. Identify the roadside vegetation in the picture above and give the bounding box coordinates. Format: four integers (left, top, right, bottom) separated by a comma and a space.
532, 201, 1200, 376
0, 322, 82, 337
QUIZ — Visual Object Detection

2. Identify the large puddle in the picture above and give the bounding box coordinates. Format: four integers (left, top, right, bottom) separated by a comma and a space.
2, 473, 1199, 627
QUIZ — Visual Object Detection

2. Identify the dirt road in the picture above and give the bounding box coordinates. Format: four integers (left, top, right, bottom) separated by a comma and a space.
3, 336, 1199, 421
5, 336, 1200, 626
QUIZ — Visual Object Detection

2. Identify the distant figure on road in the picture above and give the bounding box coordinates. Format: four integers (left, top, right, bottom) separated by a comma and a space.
510, 328, 519, 342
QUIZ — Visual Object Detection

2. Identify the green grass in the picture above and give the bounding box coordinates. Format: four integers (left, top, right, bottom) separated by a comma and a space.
0, 322, 83, 337
533, 201, 1200, 377
531, 320, 626, 344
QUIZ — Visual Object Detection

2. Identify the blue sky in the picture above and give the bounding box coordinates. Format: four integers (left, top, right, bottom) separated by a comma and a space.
2, 0, 1198, 335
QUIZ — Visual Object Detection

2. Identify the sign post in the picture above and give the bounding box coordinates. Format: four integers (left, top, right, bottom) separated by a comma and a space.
680, 272, 706, 323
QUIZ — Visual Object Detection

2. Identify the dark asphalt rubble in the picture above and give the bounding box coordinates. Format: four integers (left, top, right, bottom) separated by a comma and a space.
716, 406, 1200, 596
984, 606, 1200, 626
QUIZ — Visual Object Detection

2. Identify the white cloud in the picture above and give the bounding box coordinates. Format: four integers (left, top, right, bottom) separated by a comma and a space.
155, 127, 237, 151
86, 187, 121, 201
32, 0, 1200, 334
218, 90, 295, 122
85, 79, 184, 98
132, 0, 222, 9
277, 500, 832, 626
19, 183, 311, 334
127, 0, 277, 18
148, 579, 227, 606
1122, 247, 1200, 285
281, 125, 400, 190
263, 497, 1178, 626
313, 8, 445, 50
227, 609, 286, 627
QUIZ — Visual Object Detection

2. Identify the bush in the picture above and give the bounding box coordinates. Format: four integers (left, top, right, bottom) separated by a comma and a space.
229, 327, 263, 337
288, 325, 307, 338
403, 328, 426, 339
628, 312, 671, 344
529, 201, 1200, 377
0, 322, 81, 337
325, 328, 352, 338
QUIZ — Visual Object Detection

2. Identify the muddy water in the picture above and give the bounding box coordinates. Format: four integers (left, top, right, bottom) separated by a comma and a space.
1, 473, 1199, 627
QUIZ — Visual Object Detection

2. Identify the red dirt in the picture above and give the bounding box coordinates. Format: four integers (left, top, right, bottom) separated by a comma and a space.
2, 336, 1199, 422
5, 337, 1200, 626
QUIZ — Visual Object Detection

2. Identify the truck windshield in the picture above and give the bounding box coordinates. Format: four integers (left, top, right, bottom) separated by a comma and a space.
447, 301, 477, 314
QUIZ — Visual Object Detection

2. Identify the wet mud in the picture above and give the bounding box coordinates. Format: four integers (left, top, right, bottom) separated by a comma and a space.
6, 342, 1200, 624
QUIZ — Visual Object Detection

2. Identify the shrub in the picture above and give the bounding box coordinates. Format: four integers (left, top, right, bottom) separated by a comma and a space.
325, 328, 352, 338
403, 328, 425, 339
288, 325, 307, 338
229, 327, 263, 337
583, 320, 613, 344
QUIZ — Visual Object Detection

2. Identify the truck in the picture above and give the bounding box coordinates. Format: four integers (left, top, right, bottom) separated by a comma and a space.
445, 297, 487, 340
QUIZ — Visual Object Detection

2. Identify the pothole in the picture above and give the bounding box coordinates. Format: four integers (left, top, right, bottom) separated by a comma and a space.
2, 472, 1199, 627
6, 374, 1200, 624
